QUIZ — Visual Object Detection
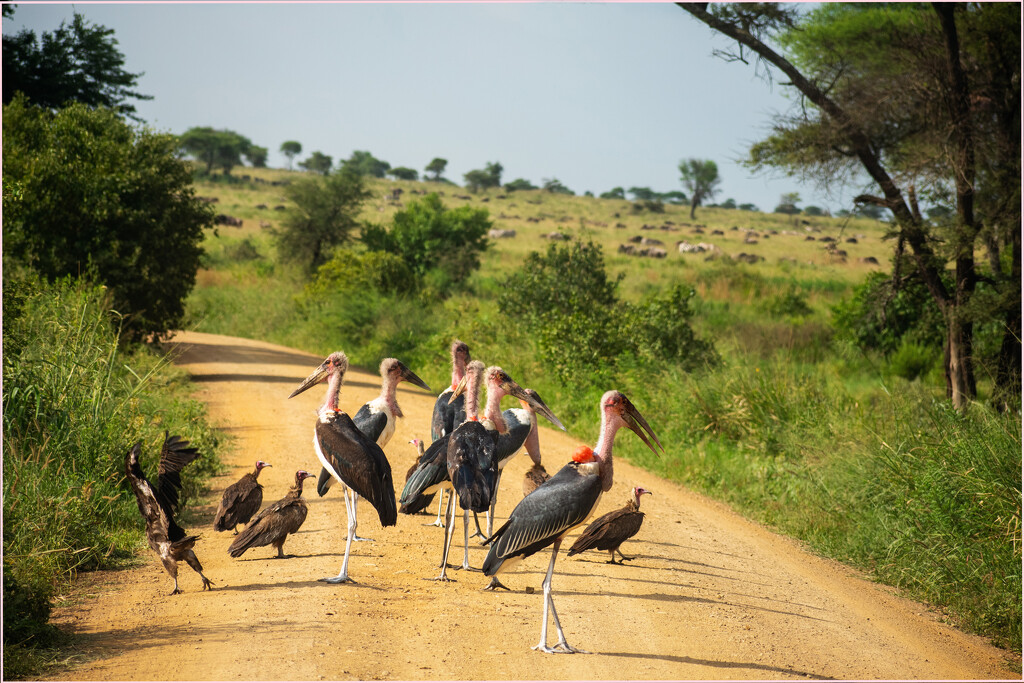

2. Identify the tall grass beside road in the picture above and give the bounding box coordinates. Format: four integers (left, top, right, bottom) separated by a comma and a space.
2, 276, 221, 677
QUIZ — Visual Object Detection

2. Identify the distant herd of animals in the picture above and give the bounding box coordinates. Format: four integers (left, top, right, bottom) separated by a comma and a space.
124, 339, 662, 653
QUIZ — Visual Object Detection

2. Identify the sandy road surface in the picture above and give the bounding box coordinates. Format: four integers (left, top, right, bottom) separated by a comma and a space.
47, 331, 1017, 681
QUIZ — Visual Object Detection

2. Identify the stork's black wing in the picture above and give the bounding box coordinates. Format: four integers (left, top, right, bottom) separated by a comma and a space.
352, 403, 388, 445
316, 412, 397, 527
494, 407, 532, 465
483, 461, 602, 572
447, 420, 498, 513
431, 390, 465, 442
400, 434, 450, 504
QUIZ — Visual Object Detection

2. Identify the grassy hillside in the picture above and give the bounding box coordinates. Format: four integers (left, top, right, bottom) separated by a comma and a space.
185, 167, 1020, 655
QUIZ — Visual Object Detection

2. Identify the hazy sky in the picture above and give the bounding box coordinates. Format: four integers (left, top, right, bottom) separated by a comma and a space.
5, 2, 861, 212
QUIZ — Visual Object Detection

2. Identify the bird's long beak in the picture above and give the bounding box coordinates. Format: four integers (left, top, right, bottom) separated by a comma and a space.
622, 398, 664, 456
448, 373, 469, 403
505, 383, 566, 431
288, 362, 329, 399
399, 363, 432, 393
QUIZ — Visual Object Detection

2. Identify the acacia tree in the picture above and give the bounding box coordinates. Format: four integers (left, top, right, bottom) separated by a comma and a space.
178, 126, 252, 176
298, 151, 332, 175
678, 158, 721, 219
425, 157, 448, 182
678, 2, 1020, 410
280, 140, 302, 170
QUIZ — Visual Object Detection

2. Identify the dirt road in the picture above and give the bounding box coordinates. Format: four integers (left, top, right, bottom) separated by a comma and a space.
48, 331, 1017, 681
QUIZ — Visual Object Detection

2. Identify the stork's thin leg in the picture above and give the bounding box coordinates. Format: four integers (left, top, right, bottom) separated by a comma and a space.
322, 487, 356, 583
487, 470, 503, 538
424, 490, 446, 527
532, 540, 586, 654
350, 490, 373, 542
483, 575, 510, 591
470, 511, 486, 539
430, 494, 456, 581
460, 510, 482, 572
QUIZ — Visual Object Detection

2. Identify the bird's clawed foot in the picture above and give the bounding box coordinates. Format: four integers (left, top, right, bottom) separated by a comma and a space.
320, 575, 356, 584
352, 535, 374, 542
423, 520, 446, 528
457, 564, 483, 573
482, 577, 510, 591
427, 574, 455, 582
201, 577, 215, 591
170, 587, 183, 596
533, 641, 587, 654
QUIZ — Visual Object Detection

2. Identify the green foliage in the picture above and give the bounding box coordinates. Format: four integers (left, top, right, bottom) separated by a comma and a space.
631, 199, 665, 214
464, 162, 502, 193
279, 140, 302, 169
298, 150, 332, 175
503, 178, 536, 192
2, 95, 211, 343
304, 249, 416, 299
629, 186, 657, 200
2, 276, 221, 669
425, 157, 448, 181
600, 186, 625, 200
2, 12, 151, 119
388, 166, 419, 181
832, 271, 945, 354
678, 158, 721, 218
273, 167, 372, 271
341, 150, 390, 178
179, 126, 253, 176
768, 287, 814, 318
245, 145, 268, 168
360, 193, 491, 291
885, 338, 935, 381
542, 178, 574, 195
628, 284, 719, 371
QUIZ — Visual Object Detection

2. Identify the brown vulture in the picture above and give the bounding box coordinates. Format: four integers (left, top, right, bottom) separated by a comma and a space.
228, 470, 314, 559
213, 460, 271, 533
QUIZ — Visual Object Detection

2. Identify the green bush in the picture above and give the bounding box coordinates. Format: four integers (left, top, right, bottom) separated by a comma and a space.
2, 95, 211, 343
885, 338, 935, 380
832, 270, 945, 354
361, 193, 491, 291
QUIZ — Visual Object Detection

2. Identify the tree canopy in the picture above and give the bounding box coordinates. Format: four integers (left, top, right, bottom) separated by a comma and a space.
3, 95, 211, 342
388, 166, 419, 181
341, 150, 391, 178
678, 158, 721, 219
298, 151, 333, 175
178, 127, 253, 176
425, 157, 448, 181
273, 167, 371, 271
679, 2, 1020, 410
280, 140, 302, 170
2, 10, 152, 120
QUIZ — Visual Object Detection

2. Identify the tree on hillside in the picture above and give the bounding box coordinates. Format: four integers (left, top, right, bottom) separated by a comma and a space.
273, 167, 371, 271
678, 158, 721, 219
298, 151, 332, 175
425, 157, 448, 182
388, 166, 419, 181
661, 190, 688, 204
3, 95, 212, 342
542, 178, 574, 195
280, 140, 302, 170
246, 145, 268, 169
774, 192, 801, 215
678, 2, 1020, 411
629, 187, 657, 201
178, 127, 252, 176
504, 178, 536, 192
463, 170, 490, 194
2, 10, 152, 120
600, 187, 626, 200
341, 150, 390, 178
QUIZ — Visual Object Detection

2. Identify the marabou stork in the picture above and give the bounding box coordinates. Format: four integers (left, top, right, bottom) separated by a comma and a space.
228, 470, 314, 559
401, 359, 484, 581
425, 340, 471, 526
567, 486, 652, 564
288, 351, 397, 584
482, 391, 663, 653
442, 366, 564, 576
213, 460, 271, 534
479, 386, 562, 537
315, 357, 429, 541
124, 433, 214, 595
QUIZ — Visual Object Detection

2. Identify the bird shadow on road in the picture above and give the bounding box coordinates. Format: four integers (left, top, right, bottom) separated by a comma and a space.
187, 372, 379, 390
163, 341, 320, 368
210, 578, 386, 593
596, 651, 833, 680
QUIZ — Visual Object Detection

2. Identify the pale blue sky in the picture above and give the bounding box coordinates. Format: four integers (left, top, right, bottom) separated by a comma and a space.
5, 2, 860, 212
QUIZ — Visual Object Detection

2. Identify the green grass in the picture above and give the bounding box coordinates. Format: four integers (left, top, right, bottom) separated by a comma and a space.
183, 169, 1020, 655
2, 275, 223, 678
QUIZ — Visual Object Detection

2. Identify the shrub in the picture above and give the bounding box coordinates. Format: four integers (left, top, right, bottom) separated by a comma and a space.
831, 271, 945, 354
2, 95, 212, 343
360, 193, 491, 291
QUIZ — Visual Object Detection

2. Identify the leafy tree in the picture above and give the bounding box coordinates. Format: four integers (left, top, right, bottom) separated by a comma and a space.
272, 167, 371, 271
720, 197, 737, 209
245, 145, 268, 168
738, 202, 759, 212
298, 151, 332, 175
661, 190, 688, 204
179, 126, 252, 176
341, 150, 390, 178
629, 186, 657, 201
774, 192, 801, 215
2, 95, 212, 342
678, 158, 722, 219
425, 157, 448, 181
504, 178, 537, 192
600, 187, 626, 200
2, 11, 152, 120
280, 140, 302, 170
803, 205, 825, 217
463, 169, 491, 194
484, 162, 503, 188
542, 178, 574, 195
679, 3, 1020, 410
361, 193, 491, 288
388, 166, 419, 181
